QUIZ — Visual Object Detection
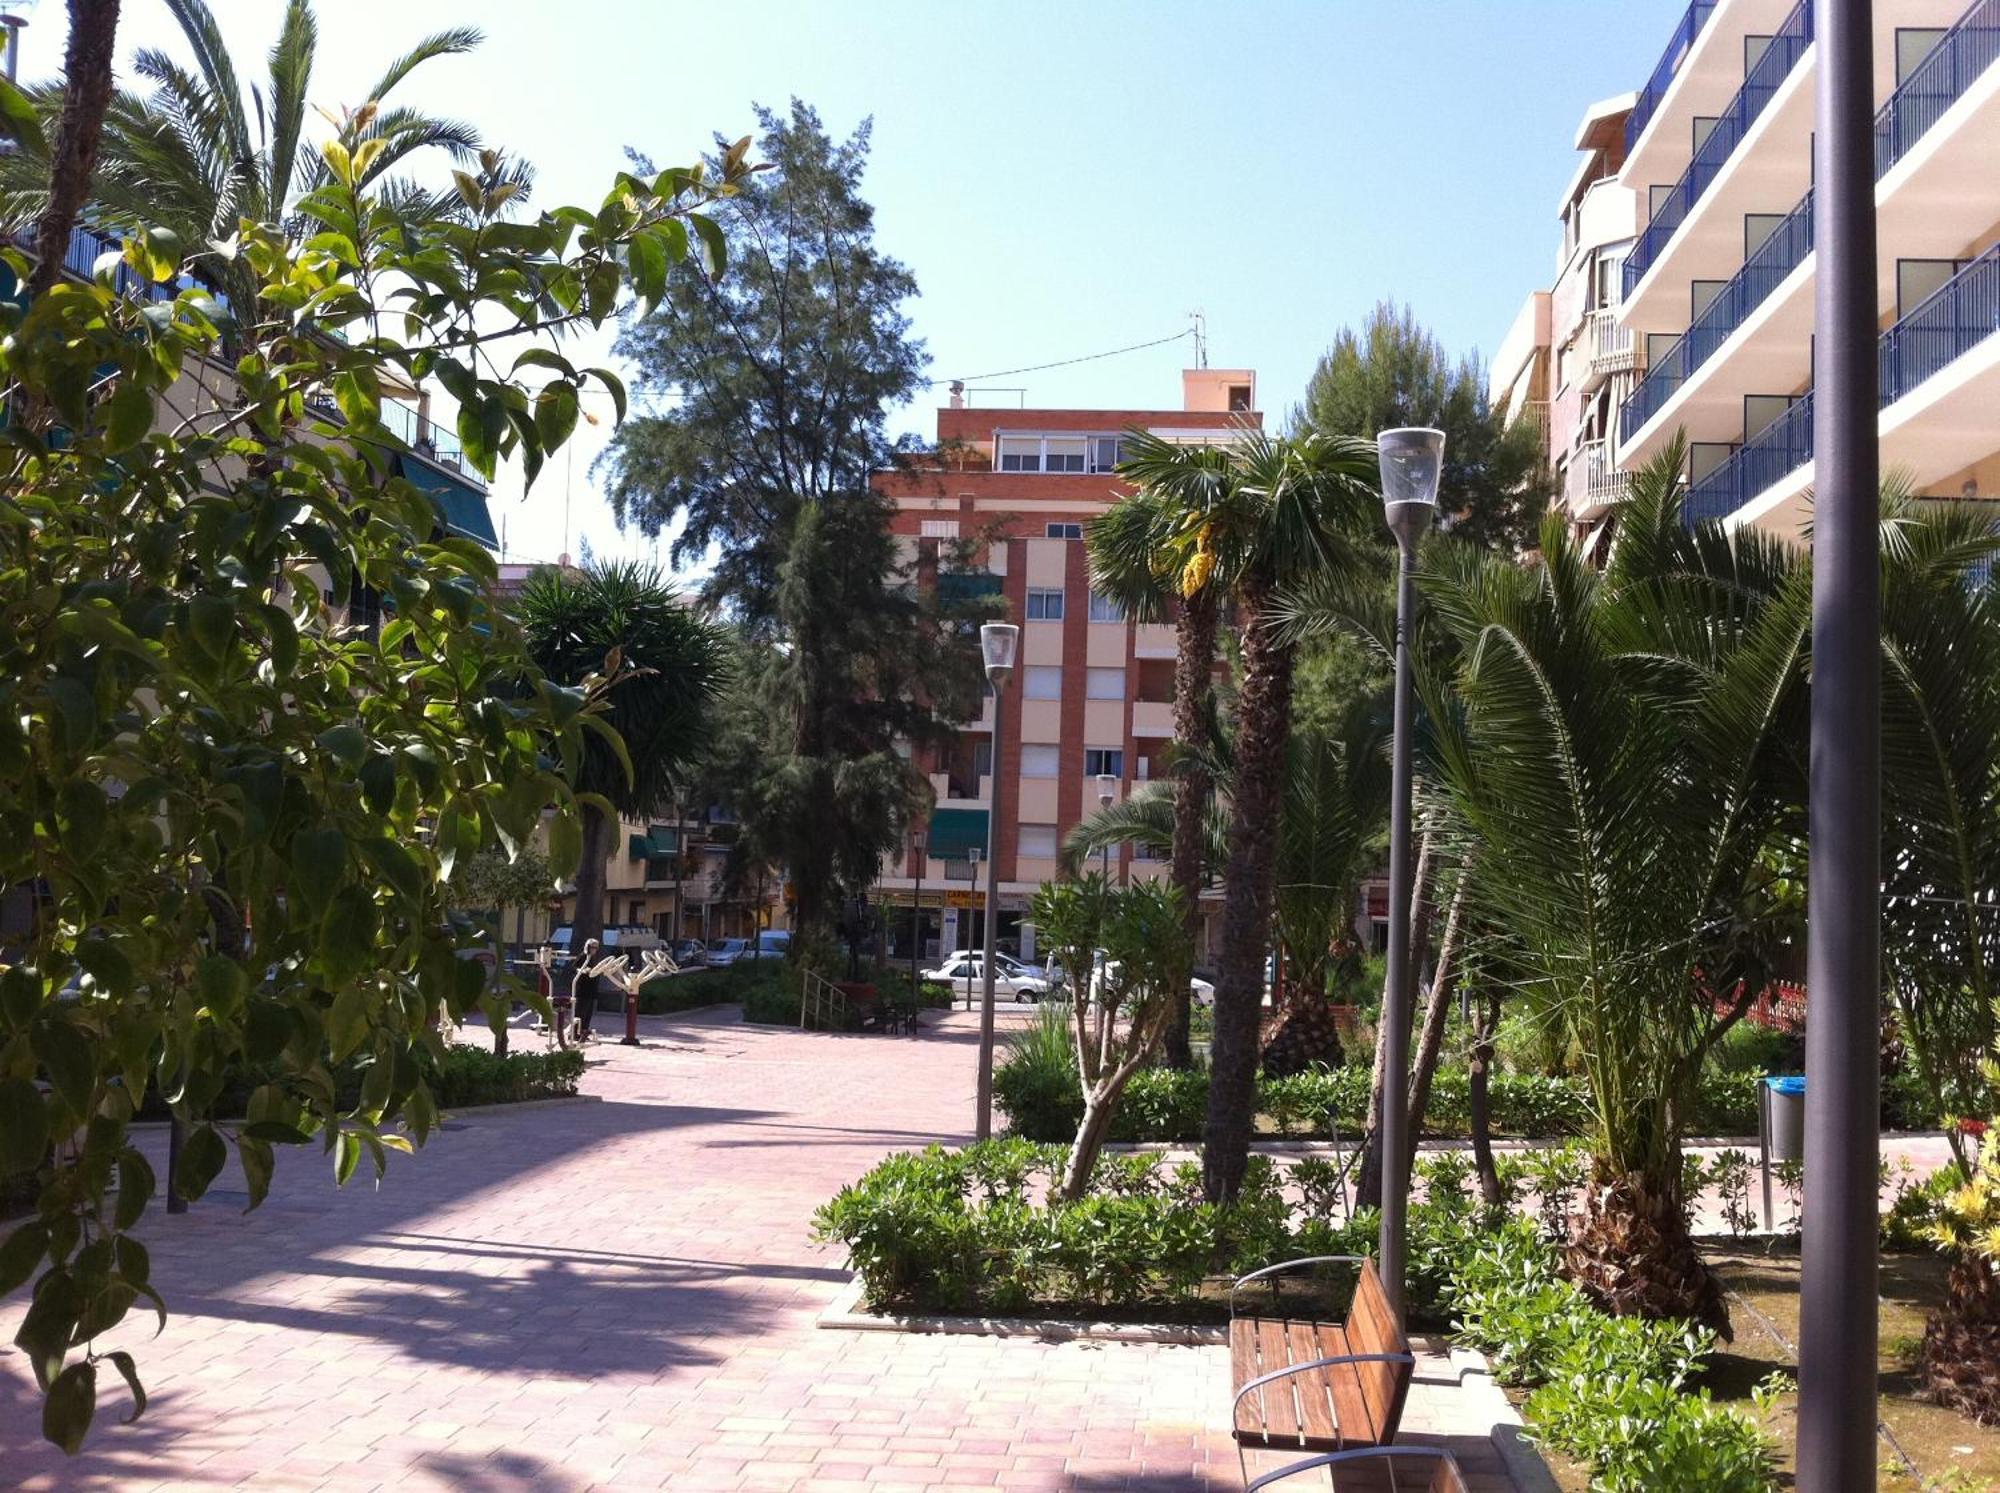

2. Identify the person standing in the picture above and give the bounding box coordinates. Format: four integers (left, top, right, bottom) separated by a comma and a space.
571, 938, 601, 1042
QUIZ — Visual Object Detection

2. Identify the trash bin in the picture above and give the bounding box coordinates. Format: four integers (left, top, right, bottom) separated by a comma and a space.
1763, 1075, 1806, 1162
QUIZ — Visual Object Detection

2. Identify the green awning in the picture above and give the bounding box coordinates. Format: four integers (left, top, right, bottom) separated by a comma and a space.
938, 571, 1003, 604
394, 453, 499, 549
927, 807, 989, 860
628, 827, 679, 860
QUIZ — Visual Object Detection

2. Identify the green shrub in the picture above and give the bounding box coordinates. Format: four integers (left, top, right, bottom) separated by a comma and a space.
1691, 1069, 1763, 1134
1109, 1067, 1209, 1142
992, 1006, 1085, 1141
1881, 1156, 1965, 1249
1710, 1021, 1800, 1076
1525, 1372, 1785, 1493
428, 1045, 586, 1107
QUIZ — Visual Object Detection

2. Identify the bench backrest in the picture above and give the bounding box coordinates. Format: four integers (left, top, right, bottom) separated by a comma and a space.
1346, 1259, 1413, 1444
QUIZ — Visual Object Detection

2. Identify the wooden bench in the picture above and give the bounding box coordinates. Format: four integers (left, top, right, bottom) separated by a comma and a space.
1245, 1446, 1467, 1492
1229, 1256, 1416, 1480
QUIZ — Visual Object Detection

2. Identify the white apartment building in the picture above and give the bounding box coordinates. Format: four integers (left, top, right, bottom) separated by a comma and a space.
1498, 0, 2000, 541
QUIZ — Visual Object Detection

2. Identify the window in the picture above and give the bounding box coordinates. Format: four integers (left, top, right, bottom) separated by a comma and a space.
973, 738, 993, 778
1044, 436, 1086, 473
1088, 590, 1124, 623
1086, 667, 1124, 700
1020, 745, 1061, 778
997, 436, 1041, 472
1018, 823, 1059, 859
1026, 587, 1065, 621
1090, 436, 1124, 473
920, 519, 960, 538
1045, 521, 1083, 540
1023, 665, 1063, 700
1228, 384, 1252, 412
1084, 748, 1124, 778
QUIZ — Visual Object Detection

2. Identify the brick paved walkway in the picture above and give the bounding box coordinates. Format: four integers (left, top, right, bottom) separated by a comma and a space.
2, 1005, 1523, 1491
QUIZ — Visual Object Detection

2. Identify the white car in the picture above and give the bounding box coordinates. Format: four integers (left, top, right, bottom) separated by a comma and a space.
1088, 958, 1215, 1005
921, 951, 1050, 1001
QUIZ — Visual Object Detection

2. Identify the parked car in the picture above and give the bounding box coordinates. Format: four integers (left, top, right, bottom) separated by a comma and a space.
1087, 958, 1215, 1006
706, 937, 751, 967
750, 929, 792, 960
921, 950, 1050, 1001
546, 924, 661, 955
669, 939, 708, 968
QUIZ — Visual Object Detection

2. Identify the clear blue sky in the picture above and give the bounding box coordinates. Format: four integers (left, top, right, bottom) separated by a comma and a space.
14, 0, 1677, 569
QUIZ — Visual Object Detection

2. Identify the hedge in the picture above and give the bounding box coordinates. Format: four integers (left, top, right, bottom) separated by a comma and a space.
133, 1042, 585, 1122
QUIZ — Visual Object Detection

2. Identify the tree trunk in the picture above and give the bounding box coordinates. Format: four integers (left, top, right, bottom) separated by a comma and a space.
1164, 586, 1218, 1069
572, 800, 610, 961
1202, 572, 1295, 1203
1355, 829, 1433, 1208
28, 0, 123, 301
1469, 985, 1502, 1208
1057, 1088, 1123, 1204
1403, 871, 1468, 1168
1567, 1168, 1730, 1338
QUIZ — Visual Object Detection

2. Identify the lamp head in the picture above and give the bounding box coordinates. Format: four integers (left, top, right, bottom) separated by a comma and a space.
979, 621, 1020, 682
1377, 427, 1445, 549
1096, 772, 1114, 807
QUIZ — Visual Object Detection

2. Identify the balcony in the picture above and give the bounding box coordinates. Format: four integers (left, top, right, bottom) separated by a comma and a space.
1565, 440, 1631, 518
1685, 242, 2000, 527
1581, 309, 1639, 391
1621, 0, 2000, 456
1627, 0, 1721, 153
1624, 0, 1813, 301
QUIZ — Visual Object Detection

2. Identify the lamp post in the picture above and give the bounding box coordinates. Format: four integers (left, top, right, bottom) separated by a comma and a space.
1798, 0, 1880, 1484
1374, 426, 1444, 1320
963, 846, 980, 1011
1096, 772, 1115, 883
910, 831, 927, 1000
975, 622, 1020, 1141
0, 2, 35, 83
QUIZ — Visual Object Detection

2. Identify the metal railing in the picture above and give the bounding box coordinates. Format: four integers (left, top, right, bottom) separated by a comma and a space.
377, 394, 469, 469
1683, 242, 2000, 525
1627, 0, 1719, 154
1621, 0, 2000, 445
1586, 309, 1636, 370
799, 968, 847, 1031
1625, 0, 1812, 300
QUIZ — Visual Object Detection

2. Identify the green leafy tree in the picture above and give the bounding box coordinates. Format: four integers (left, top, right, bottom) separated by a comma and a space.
1297, 300, 1552, 553
515, 562, 729, 981
0, 73, 751, 1450
602, 99, 927, 623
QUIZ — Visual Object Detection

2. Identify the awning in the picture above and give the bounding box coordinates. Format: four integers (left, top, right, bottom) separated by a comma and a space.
628, 827, 679, 860
394, 453, 499, 549
938, 571, 1003, 604
927, 807, 989, 860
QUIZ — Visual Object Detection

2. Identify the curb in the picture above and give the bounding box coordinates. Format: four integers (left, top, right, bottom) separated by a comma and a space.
1093, 1129, 1950, 1156
815, 1275, 1224, 1346
1442, 1344, 1562, 1493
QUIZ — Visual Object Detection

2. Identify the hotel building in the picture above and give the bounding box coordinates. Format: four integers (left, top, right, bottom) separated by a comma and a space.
868, 369, 1261, 966
1495, 0, 2000, 540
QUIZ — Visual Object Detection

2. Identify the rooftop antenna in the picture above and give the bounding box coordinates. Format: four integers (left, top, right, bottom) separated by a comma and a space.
500, 512, 509, 563
1189, 310, 1208, 369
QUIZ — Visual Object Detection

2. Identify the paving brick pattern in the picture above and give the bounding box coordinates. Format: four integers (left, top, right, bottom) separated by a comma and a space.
2, 1006, 1523, 1491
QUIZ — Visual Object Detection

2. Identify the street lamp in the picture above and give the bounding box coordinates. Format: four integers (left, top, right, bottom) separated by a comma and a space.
1798, 1, 1881, 1484
1375, 425, 1443, 1319
909, 830, 927, 1001
1096, 772, 1115, 883
963, 846, 981, 1011
0, 2, 37, 83
975, 621, 1019, 1141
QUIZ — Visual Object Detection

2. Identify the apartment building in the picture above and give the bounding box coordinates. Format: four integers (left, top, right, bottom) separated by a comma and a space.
868, 369, 1261, 967
1500, 0, 2000, 540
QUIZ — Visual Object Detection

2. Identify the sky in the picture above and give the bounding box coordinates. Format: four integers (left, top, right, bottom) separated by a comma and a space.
12, 0, 1676, 575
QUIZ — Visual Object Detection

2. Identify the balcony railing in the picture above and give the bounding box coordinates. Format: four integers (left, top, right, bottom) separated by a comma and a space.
1584, 309, 1637, 382
1875, 0, 2000, 174
1627, 0, 1720, 154
1684, 243, 2000, 525
378, 396, 468, 471
1621, 0, 2000, 446
1624, 0, 1812, 300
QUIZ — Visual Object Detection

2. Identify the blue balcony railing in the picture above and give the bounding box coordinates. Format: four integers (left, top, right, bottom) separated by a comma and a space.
1875, 0, 2000, 173
1880, 241, 2000, 404
1625, 0, 1812, 301
1627, 0, 1720, 154
377, 395, 469, 470
1621, 0, 2000, 447
1684, 244, 2000, 526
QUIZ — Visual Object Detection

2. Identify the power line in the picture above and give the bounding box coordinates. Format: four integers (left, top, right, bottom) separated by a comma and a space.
933, 328, 1196, 387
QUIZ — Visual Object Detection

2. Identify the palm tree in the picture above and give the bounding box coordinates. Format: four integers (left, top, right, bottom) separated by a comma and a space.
1107, 429, 1378, 1201
515, 563, 729, 985
1419, 442, 1809, 1329
0, 1, 509, 316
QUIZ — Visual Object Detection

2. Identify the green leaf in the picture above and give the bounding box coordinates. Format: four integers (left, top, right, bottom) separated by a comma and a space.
0, 1077, 50, 1177
534, 380, 579, 453
333, 368, 380, 428
627, 230, 667, 307
104, 1351, 147, 1425
319, 887, 379, 986
510, 347, 576, 378
31, 1020, 93, 1123
359, 753, 398, 815
236, 1135, 274, 1212
42, 1360, 96, 1454
0, 76, 47, 156
74, 937, 134, 997
317, 722, 367, 768
241, 1120, 311, 1145
103, 382, 153, 453
0, 1218, 49, 1296
186, 594, 236, 662
0, 965, 40, 1032
546, 807, 582, 880
15, 1268, 78, 1389
113, 1150, 154, 1232
334, 1130, 360, 1186
690, 213, 727, 279
289, 826, 348, 912
55, 778, 108, 859
326, 984, 369, 1062
174, 1124, 227, 1202
584, 367, 627, 424
360, 837, 423, 902
195, 956, 248, 1017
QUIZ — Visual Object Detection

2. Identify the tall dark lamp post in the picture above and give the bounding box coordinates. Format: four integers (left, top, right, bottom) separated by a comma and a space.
975, 622, 1020, 1141
1096, 772, 1115, 883
1374, 426, 1443, 1319
909, 831, 927, 997
1798, 0, 1880, 1484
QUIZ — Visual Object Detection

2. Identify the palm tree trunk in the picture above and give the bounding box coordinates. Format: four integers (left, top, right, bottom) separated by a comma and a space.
1469, 984, 1502, 1207
1403, 871, 1469, 1168
1202, 572, 1295, 1203
571, 802, 611, 1022
28, 0, 123, 301
1356, 829, 1433, 1209
1165, 586, 1218, 1069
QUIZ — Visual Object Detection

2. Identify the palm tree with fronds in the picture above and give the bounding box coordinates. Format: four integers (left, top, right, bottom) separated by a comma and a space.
515, 563, 729, 993
0, 0, 512, 317
1419, 440, 1809, 1329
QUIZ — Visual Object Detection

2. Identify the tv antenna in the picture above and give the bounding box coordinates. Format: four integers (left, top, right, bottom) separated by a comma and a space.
1188, 310, 1208, 369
